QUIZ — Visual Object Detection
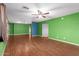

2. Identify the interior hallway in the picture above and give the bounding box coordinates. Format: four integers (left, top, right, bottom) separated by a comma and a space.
4, 35, 79, 56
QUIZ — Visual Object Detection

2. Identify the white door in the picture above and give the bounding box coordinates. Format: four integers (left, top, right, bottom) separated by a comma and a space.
42, 24, 48, 37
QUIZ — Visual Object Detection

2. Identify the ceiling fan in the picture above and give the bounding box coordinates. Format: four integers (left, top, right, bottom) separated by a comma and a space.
22, 6, 65, 18
32, 10, 49, 18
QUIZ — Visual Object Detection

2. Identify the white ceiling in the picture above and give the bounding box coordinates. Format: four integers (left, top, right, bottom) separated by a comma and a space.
5, 3, 79, 24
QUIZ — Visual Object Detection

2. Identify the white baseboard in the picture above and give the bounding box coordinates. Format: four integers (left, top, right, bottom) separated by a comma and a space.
37, 35, 79, 46
49, 37, 79, 46
32, 35, 40, 37
9, 33, 29, 35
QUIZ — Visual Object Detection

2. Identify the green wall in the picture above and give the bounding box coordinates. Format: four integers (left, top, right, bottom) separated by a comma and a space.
38, 12, 79, 44
9, 23, 14, 35
9, 23, 29, 35
38, 22, 42, 36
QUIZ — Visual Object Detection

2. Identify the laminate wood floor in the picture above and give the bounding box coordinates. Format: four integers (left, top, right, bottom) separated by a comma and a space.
4, 35, 79, 56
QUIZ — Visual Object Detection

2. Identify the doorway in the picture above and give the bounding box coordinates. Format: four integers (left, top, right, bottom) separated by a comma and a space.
42, 23, 48, 37
32, 22, 38, 37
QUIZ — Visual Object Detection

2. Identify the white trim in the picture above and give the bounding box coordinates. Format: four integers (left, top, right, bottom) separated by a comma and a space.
8, 33, 29, 35
49, 37, 79, 46
37, 35, 48, 37
32, 35, 39, 37
37, 35, 79, 46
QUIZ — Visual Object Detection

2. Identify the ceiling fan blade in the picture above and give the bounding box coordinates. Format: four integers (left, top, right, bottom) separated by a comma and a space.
22, 6, 29, 9
44, 12, 49, 15
42, 15, 46, 18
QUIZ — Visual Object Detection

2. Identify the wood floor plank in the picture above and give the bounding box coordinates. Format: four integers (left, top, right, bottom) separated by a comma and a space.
4, 35, 79, 56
